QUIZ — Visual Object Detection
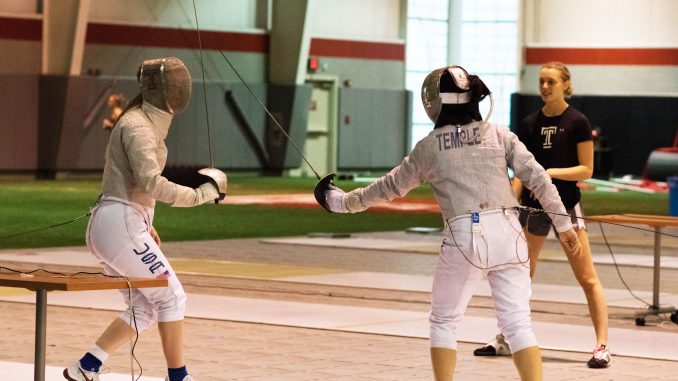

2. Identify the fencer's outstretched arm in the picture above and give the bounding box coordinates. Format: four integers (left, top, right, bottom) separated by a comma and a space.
342, 150, 424, 213
501, 130, 573, 233
122, 124, 219, 207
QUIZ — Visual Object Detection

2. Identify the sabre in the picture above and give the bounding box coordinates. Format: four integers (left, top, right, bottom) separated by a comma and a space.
191, 0, 323, 180
213, 49, 336, 209
190, 0, 335, 209
191, 0, 228, 203
215, 49, 325, 181
191, 0, 214, 169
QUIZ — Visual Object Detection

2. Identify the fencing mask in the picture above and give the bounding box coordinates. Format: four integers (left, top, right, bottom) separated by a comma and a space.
139, 57, 192, 114
421, 65, 492, 124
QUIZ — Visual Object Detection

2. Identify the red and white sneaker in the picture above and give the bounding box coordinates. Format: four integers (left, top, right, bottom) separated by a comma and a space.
63, 363, 100, 381
587, 345, 611, 368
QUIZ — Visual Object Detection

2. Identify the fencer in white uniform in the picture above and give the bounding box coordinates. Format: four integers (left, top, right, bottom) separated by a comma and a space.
319, 66, 582, 381
64, 58, 225, 381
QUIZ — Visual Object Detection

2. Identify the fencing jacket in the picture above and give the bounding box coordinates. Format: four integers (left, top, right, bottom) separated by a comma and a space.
101, 102, 208, 208
345, 121, 573, 233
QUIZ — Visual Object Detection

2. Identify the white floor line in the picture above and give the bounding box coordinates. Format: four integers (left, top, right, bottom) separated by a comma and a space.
261, 236, 440, 252
0, 360, 163, 381
261, 237, 678, 268
1, 249, 676, 308
0, 248, 99, 267
2, 246, 676, 271
278, 271, 678, 309
1, 291, 677, 361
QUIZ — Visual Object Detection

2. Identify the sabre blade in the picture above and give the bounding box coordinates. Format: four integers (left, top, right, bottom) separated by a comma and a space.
192, 0, 214, 169
217, 49, 321, 180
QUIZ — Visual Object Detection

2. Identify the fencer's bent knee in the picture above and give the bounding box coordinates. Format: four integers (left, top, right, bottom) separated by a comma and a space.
155, 283, 187, 322
120, 280, 186, 331
429, 313, 459, 350
501, 319, 537, 353
121, 306, 158, 332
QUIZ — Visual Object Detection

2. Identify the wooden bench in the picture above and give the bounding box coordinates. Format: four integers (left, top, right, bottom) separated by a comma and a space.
0, 272, 167, 381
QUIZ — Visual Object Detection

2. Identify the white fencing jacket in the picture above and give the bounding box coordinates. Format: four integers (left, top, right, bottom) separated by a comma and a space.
101, 102, 210, 208
345, 121, 573, 233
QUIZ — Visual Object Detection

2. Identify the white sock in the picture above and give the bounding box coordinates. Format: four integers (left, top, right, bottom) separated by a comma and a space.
88, 344, 110, 363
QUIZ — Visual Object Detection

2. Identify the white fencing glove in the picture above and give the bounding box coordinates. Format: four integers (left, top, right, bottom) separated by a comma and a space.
325, 186, 349, 213
198, 181, 220, 204
198, 167, 227, 203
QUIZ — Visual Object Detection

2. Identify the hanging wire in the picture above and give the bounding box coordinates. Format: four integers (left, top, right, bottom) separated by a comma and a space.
191, 0, 214, 168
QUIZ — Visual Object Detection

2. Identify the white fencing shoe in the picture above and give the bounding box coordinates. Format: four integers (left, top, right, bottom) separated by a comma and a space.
63, 363, 100, 381
165, 375, 196, 381
473, 333, 512, 356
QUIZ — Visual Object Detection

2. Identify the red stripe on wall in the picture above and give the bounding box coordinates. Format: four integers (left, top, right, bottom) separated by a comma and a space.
310, 38, 405, 61
86, 23, 269, 53
0, 17, 41, 41
0, 16, 404, 61
526, 47, 678, 66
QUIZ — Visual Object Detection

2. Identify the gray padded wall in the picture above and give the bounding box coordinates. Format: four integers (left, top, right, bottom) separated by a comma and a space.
167, 82, 269, 169
266, 84, 312, 169
338, 88, 410, 170
167, 83, 311, 170
0, 75, 38, 169
0, 75, 311, 172
311, 58, 405, 90
58, 77, 137, 170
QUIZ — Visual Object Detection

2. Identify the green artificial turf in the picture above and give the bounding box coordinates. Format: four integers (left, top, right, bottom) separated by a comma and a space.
0, 177, 670, 249
580, 190, 669, 216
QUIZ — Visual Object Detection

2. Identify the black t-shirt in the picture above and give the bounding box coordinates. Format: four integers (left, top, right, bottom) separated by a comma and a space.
517, 106, 592, 209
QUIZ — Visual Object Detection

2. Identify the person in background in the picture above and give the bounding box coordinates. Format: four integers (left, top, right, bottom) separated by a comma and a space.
102, 93, 126, 131
473, 61, 611, 369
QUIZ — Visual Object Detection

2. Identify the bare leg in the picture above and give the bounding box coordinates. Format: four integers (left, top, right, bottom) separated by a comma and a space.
431, 347, 456, 381
94, 317, 136, 353
513, 346, 543, 381
560, 229, 608, 346
158, 320, 185, 368
525, 230, 548, 279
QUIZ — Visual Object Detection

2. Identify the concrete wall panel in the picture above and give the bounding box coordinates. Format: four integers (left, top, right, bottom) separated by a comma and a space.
0, 75, 38, 169
338, 88, 409, 170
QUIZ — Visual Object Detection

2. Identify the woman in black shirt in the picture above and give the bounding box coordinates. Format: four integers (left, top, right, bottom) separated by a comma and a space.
474, 62, 611, 369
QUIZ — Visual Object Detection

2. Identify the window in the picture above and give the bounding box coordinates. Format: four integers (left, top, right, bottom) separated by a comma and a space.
406, 0, 519, 148
406, 0, 450, 145
458, 0, 519, 127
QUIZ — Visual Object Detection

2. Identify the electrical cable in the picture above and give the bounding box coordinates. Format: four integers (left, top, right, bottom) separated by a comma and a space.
0, 266, 144, 379
520, 205, 678, 314
520, 206, 678, 239
446, 208, 530, 271
598, 222, 652, 307
0, 213, 90, 241
443, 204, 675, 312
190, 0, 323, 181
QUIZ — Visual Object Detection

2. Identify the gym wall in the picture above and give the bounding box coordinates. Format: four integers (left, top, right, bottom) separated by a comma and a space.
515, 0, 678, 176
0, 0, 410, 173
